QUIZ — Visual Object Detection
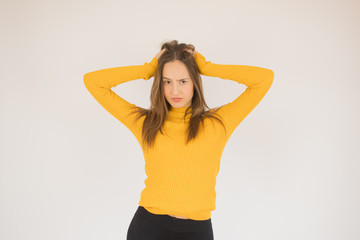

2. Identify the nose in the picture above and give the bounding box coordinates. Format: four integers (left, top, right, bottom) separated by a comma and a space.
171, 84, 179, 95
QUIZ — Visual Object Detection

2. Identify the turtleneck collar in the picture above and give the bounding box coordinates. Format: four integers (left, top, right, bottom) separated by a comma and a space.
168, 106, 192, 123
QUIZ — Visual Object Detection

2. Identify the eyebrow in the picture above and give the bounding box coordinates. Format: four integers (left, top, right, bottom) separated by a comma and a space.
163, 77, 188, 81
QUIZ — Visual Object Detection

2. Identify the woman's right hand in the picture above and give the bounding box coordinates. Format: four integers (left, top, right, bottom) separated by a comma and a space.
185, 48, 199, 56
186, 49, 207, 74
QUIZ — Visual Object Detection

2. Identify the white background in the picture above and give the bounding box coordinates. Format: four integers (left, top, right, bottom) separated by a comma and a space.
1, 0, 359, 239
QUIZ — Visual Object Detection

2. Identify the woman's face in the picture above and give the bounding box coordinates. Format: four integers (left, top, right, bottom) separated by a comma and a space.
162, 60, 194, 108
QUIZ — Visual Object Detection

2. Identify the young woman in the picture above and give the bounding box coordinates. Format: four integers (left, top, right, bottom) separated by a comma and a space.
83, 40, 274, 240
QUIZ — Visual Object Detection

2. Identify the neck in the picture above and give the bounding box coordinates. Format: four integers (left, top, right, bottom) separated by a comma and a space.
168, 106, 192, 123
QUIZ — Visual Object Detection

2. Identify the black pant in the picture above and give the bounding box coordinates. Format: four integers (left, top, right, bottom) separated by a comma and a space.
127, 206, 214, 240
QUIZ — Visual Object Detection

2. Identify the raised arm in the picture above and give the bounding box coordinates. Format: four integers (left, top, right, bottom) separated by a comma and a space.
194, 52, 274, 140
83, 57, 158, 133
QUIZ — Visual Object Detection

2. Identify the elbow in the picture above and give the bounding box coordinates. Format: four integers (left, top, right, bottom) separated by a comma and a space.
265, 70, 274, 88
267, 69, 275, 83
83, 73, 95, 91
83, 72, 90, 82
83, 72, 93, 86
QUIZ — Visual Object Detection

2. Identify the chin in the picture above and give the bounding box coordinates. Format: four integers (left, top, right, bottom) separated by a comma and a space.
171, 103, 184, 108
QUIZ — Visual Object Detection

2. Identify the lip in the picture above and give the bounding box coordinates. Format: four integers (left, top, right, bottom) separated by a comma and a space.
172, 98, 183, 102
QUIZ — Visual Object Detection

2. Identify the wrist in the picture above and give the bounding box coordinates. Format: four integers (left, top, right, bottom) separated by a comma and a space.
143, 57, 158, 80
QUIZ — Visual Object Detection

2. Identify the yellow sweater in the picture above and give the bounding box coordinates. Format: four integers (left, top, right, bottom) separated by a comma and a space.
83, 52, 274, 220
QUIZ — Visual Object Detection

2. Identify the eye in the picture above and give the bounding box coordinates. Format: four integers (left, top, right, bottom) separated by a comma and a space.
164, 81, 170, 84
181, 80, 187, 84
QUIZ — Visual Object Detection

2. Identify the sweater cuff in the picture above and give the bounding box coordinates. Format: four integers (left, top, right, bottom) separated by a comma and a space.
143, 57, 158, 80
194, 52, 208, 72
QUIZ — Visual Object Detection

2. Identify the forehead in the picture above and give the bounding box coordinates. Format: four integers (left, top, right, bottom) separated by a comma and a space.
162, 60, 190, 78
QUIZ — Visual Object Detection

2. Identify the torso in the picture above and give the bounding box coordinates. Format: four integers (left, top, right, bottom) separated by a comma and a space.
168, 214, 190, 219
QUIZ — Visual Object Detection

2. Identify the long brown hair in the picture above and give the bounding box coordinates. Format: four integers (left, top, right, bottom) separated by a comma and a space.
129, 40, 226, 151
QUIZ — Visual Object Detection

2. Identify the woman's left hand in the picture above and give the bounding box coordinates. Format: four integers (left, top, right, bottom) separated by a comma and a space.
155, 48, 166, 60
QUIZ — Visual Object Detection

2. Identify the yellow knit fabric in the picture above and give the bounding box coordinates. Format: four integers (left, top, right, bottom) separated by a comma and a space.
84, 52, 274, 220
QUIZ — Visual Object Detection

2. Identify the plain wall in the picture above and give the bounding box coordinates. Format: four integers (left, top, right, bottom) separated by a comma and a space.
1, 0, 359, 239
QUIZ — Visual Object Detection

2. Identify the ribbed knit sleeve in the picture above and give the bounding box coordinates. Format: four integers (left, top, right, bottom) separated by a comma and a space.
83, 57, 158, 133
194, 52, 274, 139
